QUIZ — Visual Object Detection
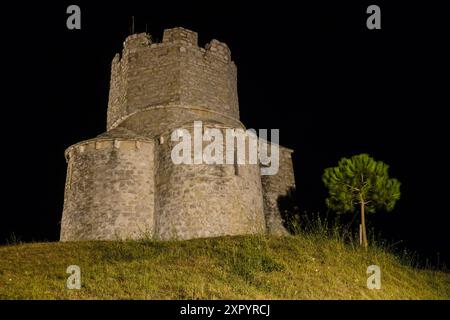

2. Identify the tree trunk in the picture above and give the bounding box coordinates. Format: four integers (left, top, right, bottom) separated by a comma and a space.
360, 194, 368, 249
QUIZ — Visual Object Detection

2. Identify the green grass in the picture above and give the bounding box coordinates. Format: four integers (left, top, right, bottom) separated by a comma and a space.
1, 232, 449, 299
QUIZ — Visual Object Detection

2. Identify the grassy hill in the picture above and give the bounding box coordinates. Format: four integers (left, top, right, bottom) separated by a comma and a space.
0, 233, 449, 299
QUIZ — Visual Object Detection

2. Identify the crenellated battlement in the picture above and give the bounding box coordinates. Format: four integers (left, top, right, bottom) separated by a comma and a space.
120, 28, 231, 62
163, 27, 198, 46
107, 27, 238, 130
123, 32, 152, 49
204, 39, 231, 63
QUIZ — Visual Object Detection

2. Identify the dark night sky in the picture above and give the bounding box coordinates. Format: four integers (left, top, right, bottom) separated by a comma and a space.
1, 1, 449, 266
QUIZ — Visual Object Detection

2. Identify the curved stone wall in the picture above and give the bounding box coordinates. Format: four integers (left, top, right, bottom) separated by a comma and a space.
60, 139, 155, 241
60, 27, 296, 242
154, 125, 265, 240
107, 28, 239, 129
113, 104, 243, 138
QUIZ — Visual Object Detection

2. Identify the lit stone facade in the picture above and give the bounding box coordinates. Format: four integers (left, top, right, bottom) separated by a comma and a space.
60, 27, 296, 241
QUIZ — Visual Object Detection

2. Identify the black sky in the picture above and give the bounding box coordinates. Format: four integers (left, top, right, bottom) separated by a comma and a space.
1, 1, 449, 266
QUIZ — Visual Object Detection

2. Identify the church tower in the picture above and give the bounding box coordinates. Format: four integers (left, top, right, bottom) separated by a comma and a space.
60, 27, 295, 241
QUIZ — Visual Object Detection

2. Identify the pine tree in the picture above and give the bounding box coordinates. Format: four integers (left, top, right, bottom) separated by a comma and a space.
322, 154, 401, 248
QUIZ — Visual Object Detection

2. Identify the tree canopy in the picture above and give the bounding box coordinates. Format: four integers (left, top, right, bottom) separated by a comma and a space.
322, 154, 401, 247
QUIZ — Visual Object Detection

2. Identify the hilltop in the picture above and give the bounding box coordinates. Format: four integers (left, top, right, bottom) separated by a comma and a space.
0, 235, 448, 299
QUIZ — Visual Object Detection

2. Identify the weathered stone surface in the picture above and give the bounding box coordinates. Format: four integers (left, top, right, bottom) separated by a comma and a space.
107, 28, 238, 130
60, 27, 296, 241
154, 123, 266, 240
61, 138, 155, 241
261, 147, 296, 236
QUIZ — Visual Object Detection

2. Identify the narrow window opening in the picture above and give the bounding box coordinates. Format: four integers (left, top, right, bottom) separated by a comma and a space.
234, 147, 240, 176
67, 161, 73, 190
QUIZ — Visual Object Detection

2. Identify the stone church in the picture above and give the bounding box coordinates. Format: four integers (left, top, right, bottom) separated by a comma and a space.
60, 27, 296, 241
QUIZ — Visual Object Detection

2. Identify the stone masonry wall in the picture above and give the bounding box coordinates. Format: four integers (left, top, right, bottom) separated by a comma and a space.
61, 27, 296, 242
107, 28, 239, 130
115, 105, 243, 139
154, 124, 265, 240
261, 147, 296, 235
60, 139, 155, 241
